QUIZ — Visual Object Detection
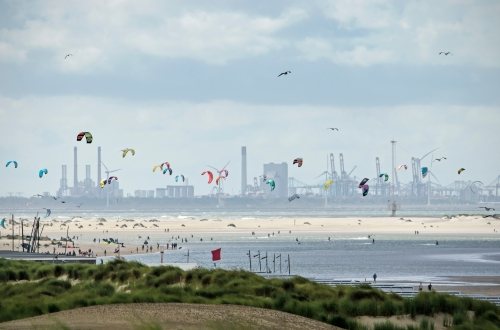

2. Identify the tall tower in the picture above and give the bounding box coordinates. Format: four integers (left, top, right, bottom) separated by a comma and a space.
97, 146, 102, 187
391, 140, 397, 216
73, 146, 78, 195
59, 164, 68, 197
241, 146, 247, 195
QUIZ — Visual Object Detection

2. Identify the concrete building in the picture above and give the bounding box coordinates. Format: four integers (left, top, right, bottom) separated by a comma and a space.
134, 190, 155, 198
263, 162, 288, 198
166, 185, 194, 198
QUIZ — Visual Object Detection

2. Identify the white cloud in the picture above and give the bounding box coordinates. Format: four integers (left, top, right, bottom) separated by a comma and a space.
297, 37, 394, 66
0, 2, 307, 68
310, 0, 500, 67
319, 0, 397, 29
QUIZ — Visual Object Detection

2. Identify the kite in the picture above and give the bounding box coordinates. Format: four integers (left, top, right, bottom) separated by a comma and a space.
5, 160, 18, 168
215, 176, 225, 186
175, 175, 185, 183
0, 218, 6, 229
220, 169, 229, 178
266, 179, 276, 191
76, 132, 93, 144
435, 157, 447, 162
478, 206, 495, 211
38, 168, 48, 178
379, 173, 389, 182
64, 53, 73, 59
421, 167, 429, 178
152, 164, 162, 172
43, 208, 51, 218
361, 184, 369, 197
277, 70, 291, 77
99, 179, 107, 188
358, 178, 369, 188
162, 167, 173, 175
328, 128, 339, 131
323, 179, 334, 190
458, 168, 466, 175
202, 171, 214, 184
288, 193, 300, 202
121, 148, 135, 158
160, 162, 171, 170
293, 158, 303, 167
397, 164, 408, 171
107, 176, 118, 184
438, 51, 451, 55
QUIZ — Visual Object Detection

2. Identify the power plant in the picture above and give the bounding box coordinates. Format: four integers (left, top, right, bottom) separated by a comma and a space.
57, 146, 122, 199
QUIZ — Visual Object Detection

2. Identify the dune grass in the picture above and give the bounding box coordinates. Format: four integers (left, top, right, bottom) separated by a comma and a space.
0, 258, 499, 329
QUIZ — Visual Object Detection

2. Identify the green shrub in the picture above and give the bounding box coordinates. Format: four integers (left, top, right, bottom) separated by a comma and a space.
54, 265, 64, 277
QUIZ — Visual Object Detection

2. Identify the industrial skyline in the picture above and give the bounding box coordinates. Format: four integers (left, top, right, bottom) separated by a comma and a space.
17, 145, 494, 204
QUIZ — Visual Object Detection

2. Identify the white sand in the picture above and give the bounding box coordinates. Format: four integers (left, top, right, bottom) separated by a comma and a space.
1, 215, 498, 257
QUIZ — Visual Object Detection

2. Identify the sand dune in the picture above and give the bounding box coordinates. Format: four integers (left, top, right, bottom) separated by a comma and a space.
0, 303, 338, 330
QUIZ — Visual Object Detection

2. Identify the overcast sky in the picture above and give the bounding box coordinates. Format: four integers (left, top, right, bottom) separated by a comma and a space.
0, 0, 499, 197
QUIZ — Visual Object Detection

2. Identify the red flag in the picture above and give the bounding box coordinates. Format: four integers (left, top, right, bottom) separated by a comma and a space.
211, 248, 221, 261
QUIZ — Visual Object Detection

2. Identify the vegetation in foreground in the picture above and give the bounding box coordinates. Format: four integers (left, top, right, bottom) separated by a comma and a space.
0, 259, 499, 329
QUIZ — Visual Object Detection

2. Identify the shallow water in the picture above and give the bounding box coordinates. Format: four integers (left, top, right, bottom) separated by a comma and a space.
106, 233, 500, 282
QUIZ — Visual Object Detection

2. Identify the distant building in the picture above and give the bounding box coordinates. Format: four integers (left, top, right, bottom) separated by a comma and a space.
166, 185, 194, 198
134, 190, 155, 198
156, 188, 167, 198
263, 162, 288, 198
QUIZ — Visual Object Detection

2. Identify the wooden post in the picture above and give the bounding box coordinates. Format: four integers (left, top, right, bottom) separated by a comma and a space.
288, 254, 291, 275
258, 250, 262, 272
273, 253, 276, 273
160, 250, 164, 264
265, 251, 269, 273
64, 226, 69, 255
279, 254, 282, 274
11, 214, 14, 251
187, 249, 190, 263
21, 219, 24, 252
37, 223, 45, 253
248, 250, 252, 272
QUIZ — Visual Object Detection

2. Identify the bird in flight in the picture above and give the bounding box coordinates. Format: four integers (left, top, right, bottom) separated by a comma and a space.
64, 53, 73, 60
438, 51, 451, 56
478, 206, 495, 211
277, 70, 291, 77
328, 128, 339, 131
435, 157, 447, 161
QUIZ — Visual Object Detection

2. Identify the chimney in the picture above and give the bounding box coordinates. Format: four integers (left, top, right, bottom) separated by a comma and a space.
97, 146, 102, 186
73, 146, 78, 192
241, 146, 247, 195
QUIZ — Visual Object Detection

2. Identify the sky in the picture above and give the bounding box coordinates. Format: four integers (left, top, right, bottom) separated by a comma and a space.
0, 0, 499, 197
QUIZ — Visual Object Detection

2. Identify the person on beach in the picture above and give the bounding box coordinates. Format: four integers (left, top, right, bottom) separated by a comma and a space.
373, 273, 377, 282
428, 283, 432, 291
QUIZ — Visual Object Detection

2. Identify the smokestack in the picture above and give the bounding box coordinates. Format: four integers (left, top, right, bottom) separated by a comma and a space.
97, 146, 102, 186
241, 146, 247, 195
73, 146, 78, 191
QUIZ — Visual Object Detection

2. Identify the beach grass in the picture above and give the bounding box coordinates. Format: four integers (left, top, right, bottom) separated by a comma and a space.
0, 258, 499, 329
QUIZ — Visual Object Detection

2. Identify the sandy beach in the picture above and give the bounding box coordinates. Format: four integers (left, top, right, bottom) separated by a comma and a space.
1, 214, 498, 258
